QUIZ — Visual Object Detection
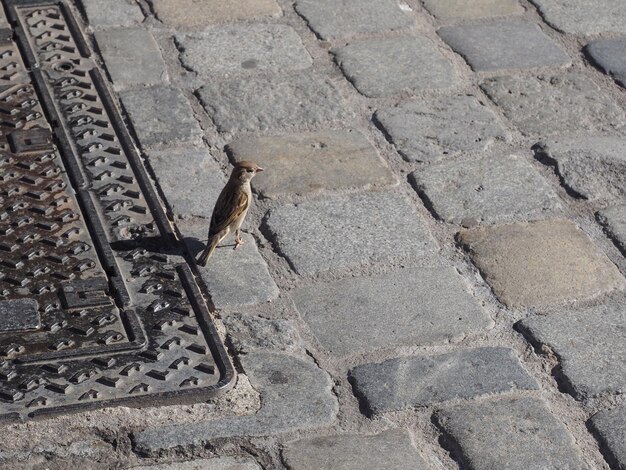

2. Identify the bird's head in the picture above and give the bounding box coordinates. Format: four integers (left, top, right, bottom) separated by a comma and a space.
232, 161, 264, 183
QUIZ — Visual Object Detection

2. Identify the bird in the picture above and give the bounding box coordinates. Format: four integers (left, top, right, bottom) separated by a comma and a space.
196, 161, 263, 266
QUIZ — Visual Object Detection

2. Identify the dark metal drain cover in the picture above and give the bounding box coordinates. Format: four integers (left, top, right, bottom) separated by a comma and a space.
0, 0, 234, 421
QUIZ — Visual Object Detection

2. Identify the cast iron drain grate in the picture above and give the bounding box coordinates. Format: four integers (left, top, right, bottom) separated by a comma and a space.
0, 0, 234, 421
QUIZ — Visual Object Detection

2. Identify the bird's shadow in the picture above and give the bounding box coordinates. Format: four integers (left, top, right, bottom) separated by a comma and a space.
109, 235, 237, 262
181, 236, 238, 260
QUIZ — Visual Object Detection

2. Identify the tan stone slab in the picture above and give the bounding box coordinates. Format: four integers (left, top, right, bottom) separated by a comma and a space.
227, 130, 396, 198
152, 0, 281, 27
423, 0, 523, 20
458, 220, 626, 307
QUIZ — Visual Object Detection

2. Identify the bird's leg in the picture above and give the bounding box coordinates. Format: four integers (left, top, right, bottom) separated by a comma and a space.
234, 229, 244, 250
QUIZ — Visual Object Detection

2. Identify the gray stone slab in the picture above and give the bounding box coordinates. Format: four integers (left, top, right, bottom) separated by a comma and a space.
146, 146, 225, 218
121, 86, 203, 147
95, 28, 168, 92
439, 21, 569, 72
295, 0, 413, 40
292, 267, 492, 358
197, 74, 351, 133
375, 95, 506, 163
152, 0, 281, 27
534, 137, 626, 201
351, 348, 537, 414
459, 220, 626, 307
182, 224, 279, 310
133, 352, 338, 453
222, 314, 301, 354
226, 130, 396, 198
334, 36, 458, 98
130, 457, 261, 470
435, 397, 588, 470
423, 0, 523, 20
589, 405, 626, 469
282, 429, 429, 470
597, 204, 626, 256
263, 192, 438, 275
177, 25, 311, 76
0, 299, 40, 332
481, 73, 626, 136
532, 0, 626, 35
519, 302, 626, 399
80, 0, 144, 28
410, 154, 561, 224
586, 38, 626, 87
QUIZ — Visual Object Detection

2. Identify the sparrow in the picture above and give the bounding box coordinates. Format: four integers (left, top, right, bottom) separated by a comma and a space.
196, 161, 263, 266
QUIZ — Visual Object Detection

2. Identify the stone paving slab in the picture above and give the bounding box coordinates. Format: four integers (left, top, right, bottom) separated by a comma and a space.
597, 204, 626, 256
291, 267, 492, 358
295, 0, 413, 40
434, 397, 588, 470
121, 86, 203, 147
263, 192, 438, 275
151, 0, 282, 27
131, 457, 261, 470
182, 225, 279, 310
226, 130, 396, 198
350, 347, 537, 414
374, 95, 507, 163
282, 429, 429, 470
518, 302, 626, 399
586, 38, 626, 88
481, 73, 626, 136
95, 28, 168, 91
458, 220, 626, 307
222, 314, 301, 354
197, 74, 351, 133
177, 25, 312, 76
146, 146, 225, 218
411, 154, 561, 225
80, 0, 144, 29
422, 0, 523, 20
588, 405, 626, 470
438, 21, 569, 71
133, 352, 338, 453
531, 0, 626, 35
334, 36, 458, 98
533, 137, 626, 201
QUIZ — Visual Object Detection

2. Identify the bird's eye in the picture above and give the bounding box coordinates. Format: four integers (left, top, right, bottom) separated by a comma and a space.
247, 169, 253, 173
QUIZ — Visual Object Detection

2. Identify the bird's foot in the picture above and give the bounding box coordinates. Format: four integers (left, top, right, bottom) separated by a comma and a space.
234, 236, 244, 250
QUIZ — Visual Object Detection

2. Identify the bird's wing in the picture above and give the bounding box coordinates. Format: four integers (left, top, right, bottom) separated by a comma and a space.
208, 184, 249, 237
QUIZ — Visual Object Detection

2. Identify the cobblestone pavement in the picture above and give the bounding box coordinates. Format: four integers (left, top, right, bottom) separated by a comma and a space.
3, 0, 626, 469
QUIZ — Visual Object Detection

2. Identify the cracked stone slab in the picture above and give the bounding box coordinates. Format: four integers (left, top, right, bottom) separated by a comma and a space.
295, 0, 414, 40
146, 146, 225, 219
263, 192, 438, 275
282, 429, 429, 470
133, 352, 338, 453
80, 0, 144, 28
152, 0, 281, 27
439, 21, 569, 71
518, 302, 626, 399
458, 220, 626, 307
435, 397, 588, 470
375, 95, 507, 162
222, 314, 301, 354
410, 154, 561, 224
481, 73, 626, 136
334, 36, 458, 98
422, 0, 523, 20
177, 25, 312, 76
291, 267, 492, 358
350, 347, 537, 414
534, 138, 626, 201
95, 28, 168, 91
182, 224, 279, 310
226, 130, 396, 198
588, 405, 626, 469
131, 457, 261, 470
197, 74, 351, 133
120, 86, 203, 147
532, 0, 626, 35
586, 38, 626, 87
597, 204, 626, 256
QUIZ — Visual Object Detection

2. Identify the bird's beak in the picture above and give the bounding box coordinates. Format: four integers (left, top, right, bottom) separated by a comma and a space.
256, 167, 264, 172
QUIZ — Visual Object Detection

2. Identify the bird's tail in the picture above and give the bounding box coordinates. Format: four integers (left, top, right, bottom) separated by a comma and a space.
197, 235, 220, 266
